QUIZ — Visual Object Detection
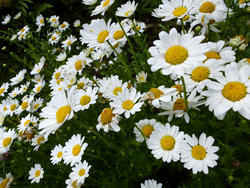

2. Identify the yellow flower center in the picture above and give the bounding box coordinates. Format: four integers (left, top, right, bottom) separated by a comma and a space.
173, 98, 187, 111
21, 101, 28, 110
80, 95, 91, 106
204, 51, 221, 62
61, 23, 66, 28
191, 145, 207, 160
102, 0, 110, 7
67, 41, 72, 45
160, 135, 175, 150
199, 2, 216, 13
35, 170, 41, 177
40, 19, 44, 24
97, 30, 109, 43
191, 66, 210, 82
238, 0, 245, 4
72, 144, 81, 156
100, 108, 114, 124
122, 100, 134, 110
51, 36, 56, 41
113, 87, 122, 96
124, 10, 132, 16
77, 82, 85, 89
141, 124, 154, 138
173, 6, 187, 17
36, 86, 42, 93
149, 88, 163, 99
56, 105, 71, 123
78, 169, 86, 176
244, 58, 250, 64
55, 72, 61, 80
172, 84, 183, 93
51, 18, 56, 22
0, 88, 5, 94
3, 106, 7, 111
165, 45, 188, 65
75, 60, 83, 71
37, 136, 45, 144
222, 82, 247, 102
10, 104, 17, 111
21, 28, 25, 32
0, 177, 10, 187
34, 103, 39, 109
182, 14, 189, 21
2, 137, 12, 147
113, 30, 124, 40
24, 120, 30, 126
57, 151, 63, 158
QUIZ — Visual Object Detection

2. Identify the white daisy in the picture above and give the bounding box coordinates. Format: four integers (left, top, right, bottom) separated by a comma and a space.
73, 19, 81, 27
17, 114, 33, 133
31, 134, 48, 151
0, 112, 5, 126
63, 134, 88, 166
65, 178, 81, 188
33, 80, 45, 94
91, 0, 115, 16
59, 21, 70, 32
32, 74, 44, 84
36, 14, 45, 31
110, 87, 144, 119
1, 14, 11, 25
3, 98, 18, 117
8, 87, 21, 98
50, 144, 64, 165
75, 77, 92, 90
0, 172, 14, 188
134, 119, 162, 143
0, 82, 9, 96
56, 51, 67, 61
74, 87, 98, 112
48, 15, 59, 27
14, 12, 21, 19
16, 95, 34, 114
147, 123, 184, 162
147, 28, 208, 79
30, 98, 44, 112
62, 35, 77, 51
49, 33, 61, 45
10, 69, 27, 86
141, 179, 162, 188
39, 90, 75, 136
203, 62, 250, 120
31, 56, 45, 75
69, 160, 91, 184
116, 1, 138, 18
82, 0, 97, 5
19, 81, 30, 95
28, 164, 44, 183
96, 107, 121, 132
17, 25, 29, 40
181, 133, 219, 174
0, 128, 16, 154
136, 71, 147, 83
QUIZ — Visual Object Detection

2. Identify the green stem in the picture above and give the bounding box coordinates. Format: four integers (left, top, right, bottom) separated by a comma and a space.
180, 76, 189, 113
180, 20, 186, 34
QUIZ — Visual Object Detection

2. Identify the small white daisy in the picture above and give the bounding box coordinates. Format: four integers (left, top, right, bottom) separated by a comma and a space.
63, 134, 88, 166
116, 1, 138, 18
73, 19, 81, 27
48, 15, 59, 27
91, 0, 115, 16
10, 69, 27, 86
50, 144, 64, 165
0, 82, 9, 96
181, 133, 219, 174
1, 14, 11, 25
28, 164, 44, 183
62, 35, 77, 51
36, 14, 45, 31
31, 56, 45, 75
141, 179, 162, 188
56, 51, 67, 61
0, 172, 14, 188
31, 134, 48, 151
65, 178, 81, 188
33, 80, 45, 94
30, 98, 43, 112
69, 160, 91, 184
0, 128, 17, 154
49, 33, 61, 45
17, 113, 32, 133
136, 71, 147, 83
59, 21, 70, 32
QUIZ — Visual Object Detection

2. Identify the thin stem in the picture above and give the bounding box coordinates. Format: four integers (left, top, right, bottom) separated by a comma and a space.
180, 76, 189, 112
180, 20, 186, 34
135, 124, 146, 142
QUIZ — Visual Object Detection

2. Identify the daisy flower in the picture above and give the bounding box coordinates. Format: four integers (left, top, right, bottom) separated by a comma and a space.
141, 179, 162, 188
62, 35, 77, 51
69, 160, 91, 184
101, 78, 128, 99
32, 74, 44, 84
0, 82, 9, 96
56, 51, 67, 61
147, 123, 184, 162
0, 173, 13, 188
181, 133, 219, 174
17, 25, 29, 40
31, 56, 45, 75
91, 0, 115, 16
36, 14, 45, 31
0, 113, 5, 126
18, 114, 33, 133
183, 60, 224, 93
110, 87, 144, 118
74, 87, 98, 112
134, 119, 162, 143
238, 58, 250, 68
203, 40, 236, 64
152, 0, 196, 23
30, 98, 44, 112
65, 178, 81, 188
33, 80, 45, 94
49, 33, 61, 45
31, 134, 48, 151
59, 21, 70, 32
80, 19, 111, 50
50, 144, 64, 165
16, 95, 34, 114
63, 134, 88, 166
6, 98, 19, 116
8, 87, 21, 98
159, 91, 205, 123
28, 164, 44, 183
82, 0, 97, 5
96, 107, 121, 132
75, 77, 92, 90
203, 62, 250, 120
1, 14, 11, 25
19, 81, 30, 95
147, 28, 208, 79
73, 19, 81, 27
116, 1, 138, 18
48, 15, 59, 27
136, 71, 147, 83
14, 12, 21, 19
39, 90, 76, 136
0, 128, 17, 154
10, 69, 27, 86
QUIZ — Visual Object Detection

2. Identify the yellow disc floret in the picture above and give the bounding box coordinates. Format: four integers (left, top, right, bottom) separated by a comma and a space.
113, 30, 124, 40
141, 125, 154, 138
72, 144, 81, 156
199, 2, 216, 13
100, 108, 114, 124
75, 60, 83, 71
191, 66, 210, 82
113, 87, 122, 96
122, 100, 134, 110
191, 145, 207, 160
97, 30, 109, 43
222, 82, 247, 101
2, 137, 12, 147
35, 170, 41, 177
78, 169, 86, 176
165, 45, 188, 65
160, 135, 175, 150
173, 7, 188, 17
56, 105, 71, 123
149, 88, 163, 99
204, 51, 221, 62
80, 95, 91, 106
173, 98, 187, 111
